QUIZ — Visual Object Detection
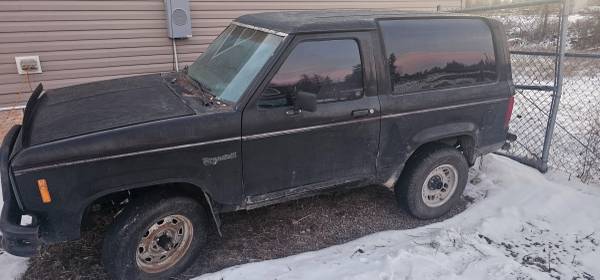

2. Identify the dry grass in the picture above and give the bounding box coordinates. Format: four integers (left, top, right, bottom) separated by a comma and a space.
0, 110, 23, 139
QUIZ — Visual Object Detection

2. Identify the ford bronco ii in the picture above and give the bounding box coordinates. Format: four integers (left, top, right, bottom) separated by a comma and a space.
1, 10, 514, 279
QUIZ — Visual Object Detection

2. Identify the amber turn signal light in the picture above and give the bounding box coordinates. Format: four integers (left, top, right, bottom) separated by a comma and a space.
37, 179, 52, 204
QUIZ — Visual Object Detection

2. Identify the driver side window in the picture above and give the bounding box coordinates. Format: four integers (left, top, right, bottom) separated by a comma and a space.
259, 39, 364, 108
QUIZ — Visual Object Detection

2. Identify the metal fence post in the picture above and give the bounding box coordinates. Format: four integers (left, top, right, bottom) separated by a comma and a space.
540, 0, 569, 172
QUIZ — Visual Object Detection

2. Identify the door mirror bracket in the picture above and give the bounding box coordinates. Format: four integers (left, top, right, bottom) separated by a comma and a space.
294, 91, 317, 112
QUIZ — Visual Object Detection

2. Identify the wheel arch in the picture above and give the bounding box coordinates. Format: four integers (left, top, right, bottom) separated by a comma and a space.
383, 131, 477, 189
79, 180, 222, 237
409, 122, 478, 165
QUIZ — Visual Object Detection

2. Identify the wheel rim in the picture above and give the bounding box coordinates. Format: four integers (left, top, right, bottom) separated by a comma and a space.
421, 164, 459, 208
136, 214, 194, 273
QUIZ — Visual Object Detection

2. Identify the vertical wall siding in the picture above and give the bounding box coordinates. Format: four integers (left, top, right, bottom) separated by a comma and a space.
0, 0, 461, 107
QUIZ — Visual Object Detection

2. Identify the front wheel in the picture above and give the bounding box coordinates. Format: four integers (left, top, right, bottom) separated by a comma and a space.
102, 194, 208, 280
395, 145, 468, 219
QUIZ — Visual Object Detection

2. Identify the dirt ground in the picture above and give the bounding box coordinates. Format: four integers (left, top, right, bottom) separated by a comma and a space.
0, 110, 23, 138
0, 109, 466, 279
21, 186, 466, 280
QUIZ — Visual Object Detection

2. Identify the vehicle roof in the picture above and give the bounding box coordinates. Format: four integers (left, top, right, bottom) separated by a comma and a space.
234, 10, 477, 35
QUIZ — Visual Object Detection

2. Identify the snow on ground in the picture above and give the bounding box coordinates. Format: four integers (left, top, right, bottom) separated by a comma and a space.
196, 155, 600, 280
1, 155, 599, 280
0, 253, 27, 280
0, 197, 29, 280
506, 63, 600, 183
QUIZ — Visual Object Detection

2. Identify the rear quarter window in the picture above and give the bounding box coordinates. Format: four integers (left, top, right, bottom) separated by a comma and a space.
379, 18, 497, 94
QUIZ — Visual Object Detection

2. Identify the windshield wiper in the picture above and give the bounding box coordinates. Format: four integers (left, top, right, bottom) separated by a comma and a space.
182, 71, 220, 104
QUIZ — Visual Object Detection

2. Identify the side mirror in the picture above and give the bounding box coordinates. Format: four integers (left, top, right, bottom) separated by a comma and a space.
294, 91, 317, 112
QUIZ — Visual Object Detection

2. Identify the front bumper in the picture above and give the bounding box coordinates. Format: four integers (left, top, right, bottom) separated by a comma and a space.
1, 125, 40, 257
0, 198, 40, 257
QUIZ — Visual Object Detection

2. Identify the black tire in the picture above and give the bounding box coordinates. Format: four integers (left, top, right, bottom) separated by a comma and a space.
395, 144, 468, 219
102, 194, 208, 280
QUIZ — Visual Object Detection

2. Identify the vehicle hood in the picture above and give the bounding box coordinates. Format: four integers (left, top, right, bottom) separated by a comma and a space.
24, 74, 193, 146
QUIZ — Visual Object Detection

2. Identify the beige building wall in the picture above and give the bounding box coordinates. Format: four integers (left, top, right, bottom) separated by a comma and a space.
0, 0, 462, 108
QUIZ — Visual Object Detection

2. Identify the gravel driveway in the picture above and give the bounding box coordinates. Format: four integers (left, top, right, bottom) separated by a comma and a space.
21, 185, 466, 280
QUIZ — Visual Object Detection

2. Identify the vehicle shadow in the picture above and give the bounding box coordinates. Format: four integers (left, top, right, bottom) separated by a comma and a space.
21, 185, 466, 280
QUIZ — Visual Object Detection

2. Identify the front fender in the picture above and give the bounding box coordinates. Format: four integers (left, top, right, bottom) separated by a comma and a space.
11, 137, 242, 243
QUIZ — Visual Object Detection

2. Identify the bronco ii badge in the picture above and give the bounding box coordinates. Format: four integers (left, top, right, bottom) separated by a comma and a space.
202, 152, 237, 166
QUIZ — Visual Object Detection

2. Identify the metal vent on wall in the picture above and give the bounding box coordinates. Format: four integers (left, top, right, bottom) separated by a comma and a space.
172, 9, 188, 26
165, 0, 192, 38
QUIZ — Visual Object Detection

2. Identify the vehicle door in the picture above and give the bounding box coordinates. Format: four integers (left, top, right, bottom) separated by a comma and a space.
241, 31, 381, 197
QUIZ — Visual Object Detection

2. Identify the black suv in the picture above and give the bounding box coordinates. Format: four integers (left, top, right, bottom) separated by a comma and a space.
1, 10, 514, 279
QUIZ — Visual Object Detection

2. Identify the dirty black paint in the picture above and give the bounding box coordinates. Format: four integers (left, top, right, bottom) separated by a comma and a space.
1, 11, 512, 258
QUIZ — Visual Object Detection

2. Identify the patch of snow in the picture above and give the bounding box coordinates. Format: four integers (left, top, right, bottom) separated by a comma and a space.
0, 176, 29, 280
195, 155, 600, 280
568, 14, 590, 24
0, 252, 28, 280
506, 69, 600, 183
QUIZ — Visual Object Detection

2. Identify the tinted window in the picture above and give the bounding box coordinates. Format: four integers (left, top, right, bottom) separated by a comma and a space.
380, 19, 497, 94
259, 39, 363, 108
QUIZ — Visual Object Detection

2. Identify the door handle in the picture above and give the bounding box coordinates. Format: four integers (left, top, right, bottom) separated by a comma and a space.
352, 108, 375, 118
285, 108, 302, 116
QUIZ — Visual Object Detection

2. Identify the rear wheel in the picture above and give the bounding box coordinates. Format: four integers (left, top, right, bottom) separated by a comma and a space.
395, 145, 468, 219
102, 194, 208, 280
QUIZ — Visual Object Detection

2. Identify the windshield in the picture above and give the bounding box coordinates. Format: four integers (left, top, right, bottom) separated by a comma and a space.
187, 24, 284, 103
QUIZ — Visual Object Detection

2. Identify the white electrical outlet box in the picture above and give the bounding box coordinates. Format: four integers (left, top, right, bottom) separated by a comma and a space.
15, 56, 42, 74
164, 0, 192, 39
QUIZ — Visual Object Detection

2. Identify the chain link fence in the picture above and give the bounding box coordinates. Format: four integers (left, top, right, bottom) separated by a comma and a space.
458, 0, 600, 184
